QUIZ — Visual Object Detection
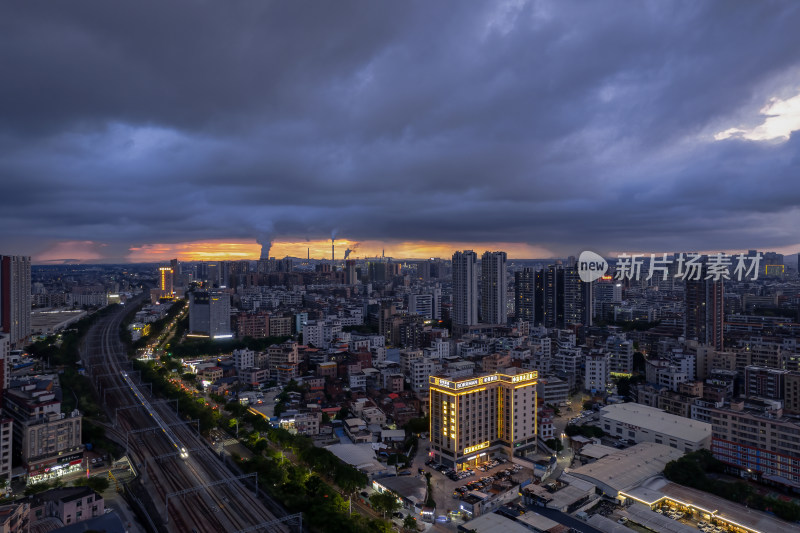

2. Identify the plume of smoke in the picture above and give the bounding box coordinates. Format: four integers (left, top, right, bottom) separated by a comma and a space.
343, 242, 360, 260
257, 237, 272, 260
256, 223, 276, 260
331, 228, 339, 241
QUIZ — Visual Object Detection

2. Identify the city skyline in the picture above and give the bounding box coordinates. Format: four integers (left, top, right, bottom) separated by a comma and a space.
3, 2, 800, 263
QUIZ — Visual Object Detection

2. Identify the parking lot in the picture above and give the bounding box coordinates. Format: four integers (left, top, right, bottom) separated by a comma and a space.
411, 449, 532, 525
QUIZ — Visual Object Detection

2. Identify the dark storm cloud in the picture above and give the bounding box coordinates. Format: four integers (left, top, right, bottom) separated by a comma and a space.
2, 0, 800, 261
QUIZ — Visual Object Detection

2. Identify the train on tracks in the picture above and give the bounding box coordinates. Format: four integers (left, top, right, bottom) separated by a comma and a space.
121, 371, 189, 459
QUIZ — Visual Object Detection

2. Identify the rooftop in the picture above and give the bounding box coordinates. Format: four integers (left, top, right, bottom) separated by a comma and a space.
517, 511, 567, 532
373, 476, 426, 502
577, 443, 618, 460
599, 403, 712, 443
624, 477, 800, 533
461, 511, 532, 533
568, 442, 684, 494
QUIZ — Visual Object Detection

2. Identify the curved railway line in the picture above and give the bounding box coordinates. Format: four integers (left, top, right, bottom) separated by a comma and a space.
82, 299, 292, 533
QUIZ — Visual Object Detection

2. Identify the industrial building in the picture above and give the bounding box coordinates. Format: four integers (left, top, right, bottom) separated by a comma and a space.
598, 403, 712, 452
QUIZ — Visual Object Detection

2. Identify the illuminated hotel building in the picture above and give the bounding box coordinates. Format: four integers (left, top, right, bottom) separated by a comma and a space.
158, 266, 174, 299
429, 369, 538, 468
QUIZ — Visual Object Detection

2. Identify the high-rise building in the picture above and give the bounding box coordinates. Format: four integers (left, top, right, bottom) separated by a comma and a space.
367, 261, 388, 283
408, 293, 434, 320
594, 276, 622, 321
429, 369, 538, 469
480, 251, 507, 325
685, 268, 724, 350
416, 261, 431, 282
514, 263, 590, 329
0, 255, 31, 348
206, 262, 221, 287
452, 251, 478, 327
170, 258, 181, 276
345, 260, 357, 285
563, 259, 587, 327
585, 353, 610, 393
514, 267, 544, 324
514, 268, 534, 323
0, 334, 8, 405
744, 366, 786, 400
158, 266, 174, 299
188, 290, 231, 337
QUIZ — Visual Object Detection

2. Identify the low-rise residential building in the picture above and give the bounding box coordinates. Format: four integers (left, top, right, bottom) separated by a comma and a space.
361, 407, 386, 426
0, 501, 29, 532
382, 373, 404, 393
344, 418, 371, 444
3, 378, 84, 484
29, 487, 104, 528
657, 390, 695, 418
198, 366, 223, 384
288, 412, 321, 436
0, 418, 11, 494
536, 376, 569, 406
239, 367, 268, 387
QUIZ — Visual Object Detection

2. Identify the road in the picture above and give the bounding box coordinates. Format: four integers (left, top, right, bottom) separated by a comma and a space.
83, 298, 294, 533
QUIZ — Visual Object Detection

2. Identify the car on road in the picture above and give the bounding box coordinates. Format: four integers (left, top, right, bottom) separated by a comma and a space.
393, 512, 404, 519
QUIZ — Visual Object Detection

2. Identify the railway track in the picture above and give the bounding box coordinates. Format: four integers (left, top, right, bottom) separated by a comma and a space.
82, 299, 291, 532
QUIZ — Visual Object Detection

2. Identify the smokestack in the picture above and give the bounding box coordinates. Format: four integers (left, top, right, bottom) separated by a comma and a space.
307, 248, 310, 261
332, 239, 335, 263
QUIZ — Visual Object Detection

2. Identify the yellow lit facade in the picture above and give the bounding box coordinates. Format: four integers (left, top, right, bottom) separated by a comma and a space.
429, 370, 537, 469
158, 266, 175, 299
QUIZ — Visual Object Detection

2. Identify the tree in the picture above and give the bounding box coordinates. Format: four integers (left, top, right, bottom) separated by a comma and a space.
424, 473, 436, 508
370, 491, 401, 519
403, 515, 418, 531
633, 352, 646, 372
24, 481, 54, 496
404, 417, 429, 435
616, 377, 631, 399
74, 476, 110, 493
545, 438, 564, 452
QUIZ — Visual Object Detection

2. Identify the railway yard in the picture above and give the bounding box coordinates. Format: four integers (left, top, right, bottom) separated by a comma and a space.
81, 299, 296, 533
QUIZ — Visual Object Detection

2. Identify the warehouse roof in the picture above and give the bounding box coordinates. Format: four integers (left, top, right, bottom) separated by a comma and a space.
599, 403, 711, 443
460, 512, 531, 533
568, 442, 684, 495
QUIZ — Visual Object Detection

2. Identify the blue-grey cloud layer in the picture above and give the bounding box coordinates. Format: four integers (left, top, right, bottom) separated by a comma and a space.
2, 0, 800, 261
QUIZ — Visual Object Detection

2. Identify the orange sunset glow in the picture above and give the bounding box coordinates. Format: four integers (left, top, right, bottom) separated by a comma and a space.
126, 239, 555, 262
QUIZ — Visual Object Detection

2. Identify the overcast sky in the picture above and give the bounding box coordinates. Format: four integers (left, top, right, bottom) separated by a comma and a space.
3, 1, 800, 263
